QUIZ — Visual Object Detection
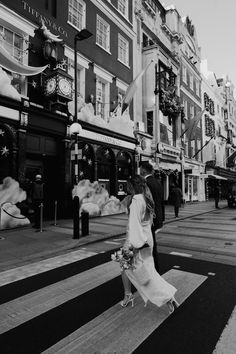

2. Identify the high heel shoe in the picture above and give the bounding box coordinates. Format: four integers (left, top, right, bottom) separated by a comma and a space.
120, 293, 134, 307
167, 298, 179, 314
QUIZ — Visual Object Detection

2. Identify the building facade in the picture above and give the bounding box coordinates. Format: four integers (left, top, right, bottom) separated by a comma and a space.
0, 0, 137, 219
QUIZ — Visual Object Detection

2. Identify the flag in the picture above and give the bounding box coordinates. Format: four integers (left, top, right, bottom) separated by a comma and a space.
0, 44, 48, 76
121, 60, 153, 114
187, 109, 205, 140
226, 149, 236, 167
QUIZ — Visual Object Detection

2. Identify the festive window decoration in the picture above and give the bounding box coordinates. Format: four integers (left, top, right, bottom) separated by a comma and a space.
204, 92, 215, 115
205, 115, 215, 137
0, 127, 10, 158
159, 88, 184, 123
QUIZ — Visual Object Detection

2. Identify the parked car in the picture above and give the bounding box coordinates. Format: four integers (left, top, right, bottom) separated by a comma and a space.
227, 183, 236, 208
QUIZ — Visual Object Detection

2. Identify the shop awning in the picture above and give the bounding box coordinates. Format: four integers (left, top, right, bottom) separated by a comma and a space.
0, 44, 47, 76
158, 162, 181, 172
187, 173, 209, 178
207, 174, 228, 180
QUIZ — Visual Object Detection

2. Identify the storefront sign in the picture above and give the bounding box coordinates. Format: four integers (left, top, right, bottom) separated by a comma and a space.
80, 129, 136, 151
22, 1, 68, 37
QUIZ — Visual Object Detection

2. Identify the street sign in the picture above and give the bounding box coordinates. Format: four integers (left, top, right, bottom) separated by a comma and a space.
71, 149, 82, 160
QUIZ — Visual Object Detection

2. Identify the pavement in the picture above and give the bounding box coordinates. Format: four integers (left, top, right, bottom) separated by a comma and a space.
0, 199, 228, 271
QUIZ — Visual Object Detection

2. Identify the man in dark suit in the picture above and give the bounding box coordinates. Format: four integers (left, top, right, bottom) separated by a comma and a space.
140, 162, 164, 271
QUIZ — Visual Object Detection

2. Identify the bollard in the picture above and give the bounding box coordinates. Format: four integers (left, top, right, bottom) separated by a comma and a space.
81, 211, 89, 237
54, 200, 57, 226
39, 203, 43, 233
73, 196, 80, 239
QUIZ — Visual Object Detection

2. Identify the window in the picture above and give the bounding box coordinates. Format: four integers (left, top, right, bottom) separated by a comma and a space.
184, 100, 188, 118
117, 0, 128, 17
96, 15, 110, 51
147, 111, 153, 136
96, 79, 109, 119
65, 45, 89, 105
182, 65, 187, 83
190, 105, 194, 119
0, 25, 25, 93
196, 140, 201, 160
195, 80, 199, 96
68, 0, 86, 30
190, 74, 193, 90
0, 26, 24, 62
67, 57, 82, 103
191, 140, 195, 158
184, 142, 189, 157
118, 34, 129, 66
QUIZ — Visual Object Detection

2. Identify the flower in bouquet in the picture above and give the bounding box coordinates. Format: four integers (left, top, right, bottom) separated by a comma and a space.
111, 246, 135, 270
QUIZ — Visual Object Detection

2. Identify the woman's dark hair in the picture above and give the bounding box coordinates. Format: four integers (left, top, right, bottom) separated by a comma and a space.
127, 175, 154, 218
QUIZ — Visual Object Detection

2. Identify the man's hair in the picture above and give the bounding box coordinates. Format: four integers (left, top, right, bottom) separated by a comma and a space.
139, 161, 153, 174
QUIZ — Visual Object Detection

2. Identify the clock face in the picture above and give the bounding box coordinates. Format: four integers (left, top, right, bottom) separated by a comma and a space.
58, 78, 72, 96
45, 78, 56, 95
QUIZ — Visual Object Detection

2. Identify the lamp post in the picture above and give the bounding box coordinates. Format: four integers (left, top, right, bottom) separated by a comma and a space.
70, 29, 92, 239
152, 62, 160, 166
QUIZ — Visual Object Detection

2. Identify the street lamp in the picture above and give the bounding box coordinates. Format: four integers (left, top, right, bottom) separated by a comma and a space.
70, 29, 92, 239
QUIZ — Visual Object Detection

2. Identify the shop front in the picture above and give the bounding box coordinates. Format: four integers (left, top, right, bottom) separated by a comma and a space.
69, 127, 136, 213
184, 160, 206, 202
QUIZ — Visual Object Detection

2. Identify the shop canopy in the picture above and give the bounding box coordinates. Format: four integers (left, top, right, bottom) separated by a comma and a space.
207, 174, 228, 180
0, 44, 47, 76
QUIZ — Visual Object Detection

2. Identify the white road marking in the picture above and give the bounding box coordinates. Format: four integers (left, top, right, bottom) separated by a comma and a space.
104, 241, 120, 245
173, 265, 181, 268
170, 251, 192, 258
213, 306, 236, 354
207, 272, 216, 276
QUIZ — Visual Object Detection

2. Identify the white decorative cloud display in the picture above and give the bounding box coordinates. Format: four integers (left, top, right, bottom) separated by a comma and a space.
0, 67, 21, 101
68, 98, 134, 137
0, 177, 30, 229
72, 179, 127, 216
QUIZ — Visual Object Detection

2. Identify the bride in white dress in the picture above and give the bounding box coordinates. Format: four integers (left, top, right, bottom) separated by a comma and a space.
121, 175, 178, 313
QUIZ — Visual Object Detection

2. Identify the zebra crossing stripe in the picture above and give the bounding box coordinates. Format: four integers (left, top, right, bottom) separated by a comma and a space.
213, 305, 236, 354
0, 249, 97, 287
43, 270, 207, 354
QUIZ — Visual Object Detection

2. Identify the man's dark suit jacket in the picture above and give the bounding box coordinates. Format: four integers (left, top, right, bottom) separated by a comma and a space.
146, 175, 164, 230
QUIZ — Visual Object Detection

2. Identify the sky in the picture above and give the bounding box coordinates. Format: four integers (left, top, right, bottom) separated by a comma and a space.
164, 0, 236, 94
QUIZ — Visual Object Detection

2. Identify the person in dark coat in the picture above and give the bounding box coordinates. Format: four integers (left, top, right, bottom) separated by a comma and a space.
31, 174, 44, 228
169, 183, 182, 218
140, 162, 164, 271
214, 182, 220, 209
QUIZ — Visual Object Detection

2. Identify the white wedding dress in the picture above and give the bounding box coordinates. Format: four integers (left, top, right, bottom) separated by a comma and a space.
125, 194, 177, 307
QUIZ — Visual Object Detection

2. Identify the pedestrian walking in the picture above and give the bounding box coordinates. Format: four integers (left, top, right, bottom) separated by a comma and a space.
214, 182, 220, 209
116, 175, 178, 313
169, 183, 182, 218
31, 174, 44, 229
140, 161, 164, 272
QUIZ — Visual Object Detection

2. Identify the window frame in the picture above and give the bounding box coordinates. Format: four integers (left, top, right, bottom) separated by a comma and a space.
68, 0, 86, 31
190, 74, 194, 90
118, 33, 129, 67
117, 0, 129, 18
182, 65, 187, 83
96, 15, 110, 52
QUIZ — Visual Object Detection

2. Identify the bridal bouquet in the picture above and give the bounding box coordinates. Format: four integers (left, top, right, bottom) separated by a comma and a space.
111, 246, 135, 270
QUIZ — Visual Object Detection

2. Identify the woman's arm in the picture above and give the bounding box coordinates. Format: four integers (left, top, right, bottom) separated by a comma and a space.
127, 196, 148, 249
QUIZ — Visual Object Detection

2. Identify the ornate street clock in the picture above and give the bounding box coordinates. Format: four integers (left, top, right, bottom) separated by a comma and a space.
44, 67, 73, 105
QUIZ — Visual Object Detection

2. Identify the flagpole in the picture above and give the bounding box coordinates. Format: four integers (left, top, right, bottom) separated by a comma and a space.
192, 135, 214, 159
